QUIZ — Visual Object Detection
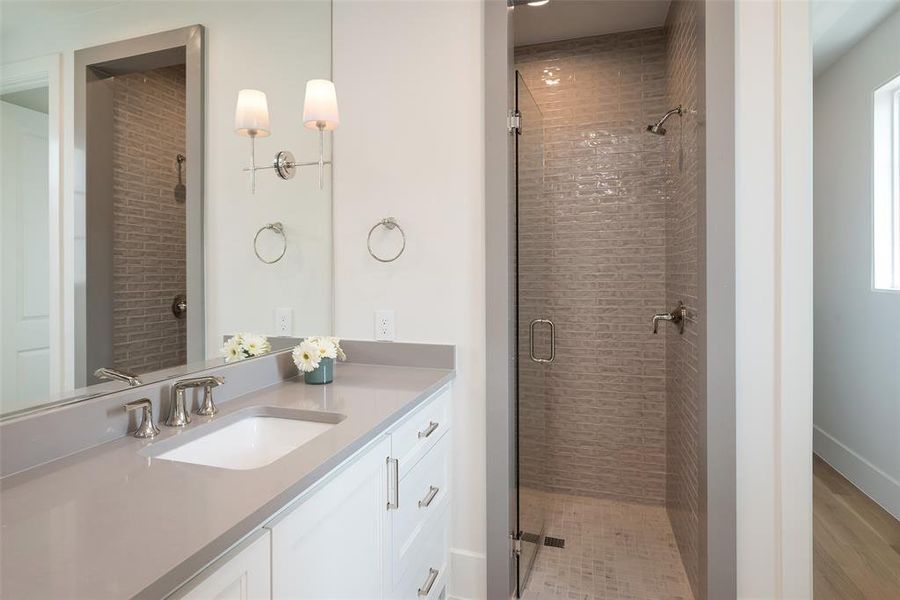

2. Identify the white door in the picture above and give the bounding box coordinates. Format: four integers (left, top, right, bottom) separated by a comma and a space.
268, 436, 391, 599
0, 99, 50, 413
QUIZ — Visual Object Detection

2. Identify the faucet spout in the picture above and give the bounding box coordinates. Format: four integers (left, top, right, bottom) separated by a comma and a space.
94, 367, 142, 387
168, 376, 226, 426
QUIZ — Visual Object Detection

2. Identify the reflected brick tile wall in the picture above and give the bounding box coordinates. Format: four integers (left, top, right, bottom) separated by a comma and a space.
664, 1, 703, 597
516, 29, 670, 504
111, 65, 187, 374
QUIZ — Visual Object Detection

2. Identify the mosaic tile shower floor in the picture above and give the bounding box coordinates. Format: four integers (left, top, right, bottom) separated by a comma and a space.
520, 490, 694, 600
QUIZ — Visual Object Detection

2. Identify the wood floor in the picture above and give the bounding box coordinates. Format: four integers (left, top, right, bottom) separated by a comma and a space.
814, 455, 900, 599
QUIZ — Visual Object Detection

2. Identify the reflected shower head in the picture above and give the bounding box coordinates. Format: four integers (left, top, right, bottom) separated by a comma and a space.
646, 105, 683, 136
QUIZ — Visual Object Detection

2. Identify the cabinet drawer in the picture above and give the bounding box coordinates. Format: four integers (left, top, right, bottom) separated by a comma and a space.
393, 433, 449, 578
392, 508, 449, 600
391, 386, 451, 478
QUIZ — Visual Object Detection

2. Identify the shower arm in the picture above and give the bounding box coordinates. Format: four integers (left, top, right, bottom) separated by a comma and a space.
651, 105, 683, 129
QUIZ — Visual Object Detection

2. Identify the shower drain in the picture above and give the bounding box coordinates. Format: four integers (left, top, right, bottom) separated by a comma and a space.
544, 536, 565, 548
520, 532, 566, 549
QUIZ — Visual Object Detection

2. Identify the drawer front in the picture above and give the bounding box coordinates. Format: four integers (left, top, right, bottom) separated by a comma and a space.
392, 506, 449, 600
394, 433, 450, 576
391, 386, 451, 478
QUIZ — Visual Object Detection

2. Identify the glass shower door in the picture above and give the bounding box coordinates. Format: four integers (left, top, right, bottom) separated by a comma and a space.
515, 71, 548, 597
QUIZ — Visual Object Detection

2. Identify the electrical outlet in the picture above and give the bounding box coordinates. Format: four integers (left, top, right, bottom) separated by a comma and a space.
374, 310, 395, 341
275, 308, 293, 336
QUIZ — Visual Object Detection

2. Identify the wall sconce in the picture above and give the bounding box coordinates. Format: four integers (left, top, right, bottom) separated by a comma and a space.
234, 79, 339, 193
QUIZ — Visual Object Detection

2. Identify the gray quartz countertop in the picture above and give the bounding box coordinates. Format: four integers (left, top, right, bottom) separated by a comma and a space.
0, 363, 454, 599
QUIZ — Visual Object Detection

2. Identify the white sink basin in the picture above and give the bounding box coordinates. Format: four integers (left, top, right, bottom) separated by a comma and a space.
147, 408, 345, 470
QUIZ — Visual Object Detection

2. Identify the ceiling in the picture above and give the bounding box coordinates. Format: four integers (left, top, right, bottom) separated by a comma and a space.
811, 0, 900, 76
513, 0, 899, 76
514, 0, 671, 47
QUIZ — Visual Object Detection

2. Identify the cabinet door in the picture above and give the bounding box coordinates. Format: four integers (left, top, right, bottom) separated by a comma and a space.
269, 436, 391, 599
175, 531, 270, 600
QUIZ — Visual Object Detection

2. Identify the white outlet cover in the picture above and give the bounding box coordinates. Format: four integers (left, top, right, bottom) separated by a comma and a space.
275, 308, 293, 336
375, 310, 395, 341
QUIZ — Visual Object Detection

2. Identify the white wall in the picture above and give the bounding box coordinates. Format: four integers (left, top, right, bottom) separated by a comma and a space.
735, 1, 813, 597
0, 1, 334, 368
813, 7, 900, 519
332, 1, 486, 597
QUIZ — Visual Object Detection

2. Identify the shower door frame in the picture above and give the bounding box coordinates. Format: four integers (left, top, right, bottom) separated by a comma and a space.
513, 70, 549, 598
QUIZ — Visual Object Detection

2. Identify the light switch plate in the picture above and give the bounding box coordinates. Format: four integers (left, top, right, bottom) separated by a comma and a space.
374, 310, 395, 341
275, 308, 293, 336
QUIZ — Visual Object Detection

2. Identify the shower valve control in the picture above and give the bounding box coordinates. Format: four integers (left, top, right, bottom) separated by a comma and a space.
652, 301, 687, 335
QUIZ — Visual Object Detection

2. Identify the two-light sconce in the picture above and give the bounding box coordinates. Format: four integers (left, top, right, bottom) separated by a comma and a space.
234, 79, 339, 193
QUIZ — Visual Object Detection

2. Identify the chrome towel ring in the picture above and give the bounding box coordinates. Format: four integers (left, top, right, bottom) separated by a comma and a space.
254, 222, 287, 264
367, 217, 406, 263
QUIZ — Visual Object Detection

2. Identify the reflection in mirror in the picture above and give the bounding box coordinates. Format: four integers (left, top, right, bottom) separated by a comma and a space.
76, 28, 202, 392
1, 74, 52, 414
0, 1, 334, 419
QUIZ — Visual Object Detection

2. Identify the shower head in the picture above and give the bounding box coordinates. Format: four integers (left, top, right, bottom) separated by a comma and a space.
646, 105, 683, 136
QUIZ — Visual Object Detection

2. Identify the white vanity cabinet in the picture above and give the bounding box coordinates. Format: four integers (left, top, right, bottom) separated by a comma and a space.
172, 531, 271, 600
267, 435, 392, 599
178, 385, 452, 600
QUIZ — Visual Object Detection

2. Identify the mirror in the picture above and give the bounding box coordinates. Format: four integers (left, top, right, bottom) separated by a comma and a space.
0, 1, 334, 418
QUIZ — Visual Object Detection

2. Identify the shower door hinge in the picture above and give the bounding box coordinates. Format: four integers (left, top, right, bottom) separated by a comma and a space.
508, 110, 521, 135
510, 531, 522, 557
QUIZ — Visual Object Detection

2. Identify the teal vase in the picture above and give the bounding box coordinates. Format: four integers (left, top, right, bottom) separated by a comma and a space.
304, 357, 334, 384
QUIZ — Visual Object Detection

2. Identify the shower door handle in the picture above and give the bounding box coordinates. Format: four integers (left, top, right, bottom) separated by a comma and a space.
529, 318, 555, 364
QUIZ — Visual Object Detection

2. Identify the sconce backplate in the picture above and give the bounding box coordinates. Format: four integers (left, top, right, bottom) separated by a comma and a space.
274, 151, 297, 180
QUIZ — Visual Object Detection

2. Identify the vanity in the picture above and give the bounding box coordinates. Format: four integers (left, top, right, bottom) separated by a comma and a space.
0, 5, 458, 598
0, 344, 455, 599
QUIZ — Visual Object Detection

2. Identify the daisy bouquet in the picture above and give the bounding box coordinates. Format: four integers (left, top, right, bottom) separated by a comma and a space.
292, 336, 347, 383
220, 333, 272, 362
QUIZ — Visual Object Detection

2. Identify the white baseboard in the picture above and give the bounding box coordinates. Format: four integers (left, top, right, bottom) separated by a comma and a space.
813, 425, 900, 519
448, 548, 486, 600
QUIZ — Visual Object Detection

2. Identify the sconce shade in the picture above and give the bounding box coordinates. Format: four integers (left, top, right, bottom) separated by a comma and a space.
303, 79, 340, 130
234, 89, 271, 137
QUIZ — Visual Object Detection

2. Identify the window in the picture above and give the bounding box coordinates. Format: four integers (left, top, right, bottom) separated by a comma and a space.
873, 75, 900, 290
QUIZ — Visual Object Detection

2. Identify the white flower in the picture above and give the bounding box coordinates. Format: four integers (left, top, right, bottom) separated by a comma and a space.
314, 337, 337, 360
330, 337, 347, 361
243, 334, 271, 357
292, 341, 321, 373
221, 337, 243, 363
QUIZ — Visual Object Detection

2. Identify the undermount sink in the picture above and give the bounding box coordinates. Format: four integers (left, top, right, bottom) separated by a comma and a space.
145, 407, 345, 470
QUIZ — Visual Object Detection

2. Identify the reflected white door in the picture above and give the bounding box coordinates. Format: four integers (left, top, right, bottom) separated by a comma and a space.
1, 100, 50, 412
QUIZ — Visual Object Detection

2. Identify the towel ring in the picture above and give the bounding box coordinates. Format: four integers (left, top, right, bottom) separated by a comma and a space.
367, 217, 406, 263
254, 222, 287, 264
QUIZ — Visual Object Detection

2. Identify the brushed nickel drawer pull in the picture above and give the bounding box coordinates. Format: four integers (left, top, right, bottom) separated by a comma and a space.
418, 421, 439, 439
417, 568, 439, 597
418, 485, 440, 508
386, 457, 399, 510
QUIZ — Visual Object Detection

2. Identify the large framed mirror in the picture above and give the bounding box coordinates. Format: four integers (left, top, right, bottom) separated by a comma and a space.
0, 1, 334, 419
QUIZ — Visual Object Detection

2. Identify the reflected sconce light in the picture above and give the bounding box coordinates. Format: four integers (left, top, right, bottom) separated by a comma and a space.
234, 79, 339, 193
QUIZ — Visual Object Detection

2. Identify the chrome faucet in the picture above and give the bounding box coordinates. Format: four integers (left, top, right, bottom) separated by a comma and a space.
652, 301, 687, 334
167, 375, 226, 426
94, 367, 142, 387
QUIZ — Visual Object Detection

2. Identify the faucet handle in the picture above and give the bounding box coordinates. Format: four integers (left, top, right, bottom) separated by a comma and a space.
124, 398, 160, 438
195, 384, 219, 417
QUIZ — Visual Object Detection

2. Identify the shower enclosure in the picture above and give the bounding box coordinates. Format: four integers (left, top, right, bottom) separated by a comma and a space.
512, 6, 704, 598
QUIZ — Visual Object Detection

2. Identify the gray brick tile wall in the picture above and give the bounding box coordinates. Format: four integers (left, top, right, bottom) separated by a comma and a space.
111, 65, 187, 374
